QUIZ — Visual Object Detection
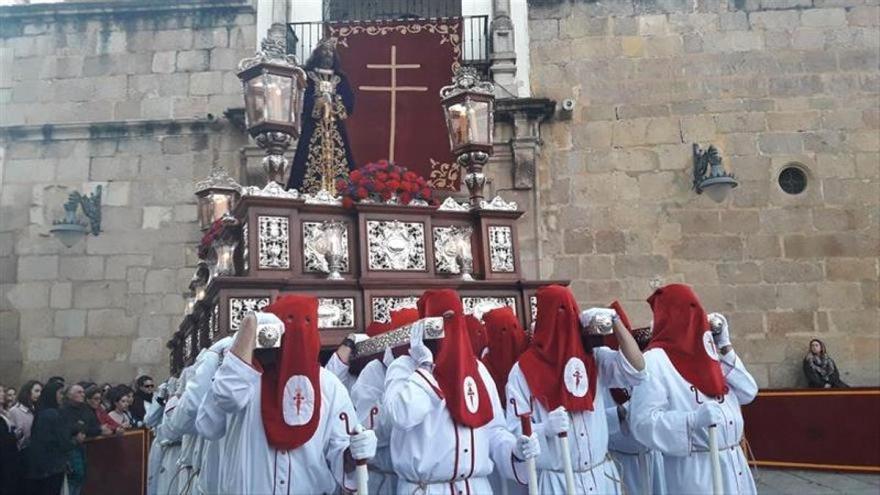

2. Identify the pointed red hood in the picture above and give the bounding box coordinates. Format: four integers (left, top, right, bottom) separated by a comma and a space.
482, 306, 528, 404
418, 289, 493, 428
465, 315, 488, 358
646, 284, 727, 397
518, 285, 597, 412
257, 294, 321, 450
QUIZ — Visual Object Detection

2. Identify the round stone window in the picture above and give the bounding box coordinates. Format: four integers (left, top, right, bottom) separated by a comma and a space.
778, 166, 808, 195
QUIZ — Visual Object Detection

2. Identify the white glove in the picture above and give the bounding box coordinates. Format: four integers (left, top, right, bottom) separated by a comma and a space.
546, 407, 570, 436
708, 313, 731, 349
409, 320, 433, 368
692, 401, 724, 429
579, 308, 619, 328
156, 382, 169, 400
349, 424, 377, 461
209, 335, 235, 356
514, 433, 541, 461
382, 346, 395, 368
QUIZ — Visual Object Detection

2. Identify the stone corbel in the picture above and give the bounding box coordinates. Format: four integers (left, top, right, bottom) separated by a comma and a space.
495, 98, 556, 190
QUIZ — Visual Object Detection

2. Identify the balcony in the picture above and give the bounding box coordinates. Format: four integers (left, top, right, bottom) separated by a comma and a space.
287, 15, 490, 73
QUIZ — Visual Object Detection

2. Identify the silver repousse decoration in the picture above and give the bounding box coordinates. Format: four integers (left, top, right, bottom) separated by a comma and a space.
241, 182, 300, 199
479, 195, 518, 211
258, 215, 290, 269
210, 304, 219, 340
194, 166, 241, 195
303, 189, 343, 205
530, 296, 537, 323
241, 222, 249, 273
408, 198, 430, 207
488, 225, 515, 272
354, 317, 444, 357
462, 296, 517, 319
183, 332, 193, 363
237, 23, 299, 72
439, 66, 495, 100
366, 220, 426, 271
371, 296, 419, 323
432, 225, 473, 276
303, 222, 350, 274
229, 297, 271, 331
318, 297, 355, 329
438, 197, 470, 212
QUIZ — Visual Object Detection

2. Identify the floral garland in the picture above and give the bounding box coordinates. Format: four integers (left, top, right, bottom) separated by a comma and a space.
336, 160, 435, 209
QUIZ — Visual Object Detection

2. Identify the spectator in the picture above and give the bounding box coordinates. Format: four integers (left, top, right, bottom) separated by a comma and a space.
5, 388, 16, 409
89, 387, 122, 435
803, 339, 849, 388
0, 385, 6, 412
24, 381, 81, 495
60, 385, 106, 439
103, 386, 134, 431
0, 399, 21, 495
99, 383, 112, 411
129, 375, 155, 424
7, 380, 42, 450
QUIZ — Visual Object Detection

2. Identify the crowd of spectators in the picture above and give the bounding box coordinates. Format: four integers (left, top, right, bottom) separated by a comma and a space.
0, 374, 157, 495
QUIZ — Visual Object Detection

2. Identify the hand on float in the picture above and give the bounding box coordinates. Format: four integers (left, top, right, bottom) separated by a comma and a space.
514, 433, 541, 461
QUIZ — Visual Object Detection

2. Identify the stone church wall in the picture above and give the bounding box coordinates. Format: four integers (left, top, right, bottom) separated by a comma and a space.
528, 0, 879, 387
0, 1, 256, 384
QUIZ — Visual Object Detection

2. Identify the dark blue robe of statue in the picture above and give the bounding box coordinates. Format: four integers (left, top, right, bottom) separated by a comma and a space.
287, 70, 357, 193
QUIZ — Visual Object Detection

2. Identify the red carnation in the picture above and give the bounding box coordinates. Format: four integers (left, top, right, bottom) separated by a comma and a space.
350, 170, 362, 181
390, 172, 401, 181
357, 187, 369, 199
387, 180, 400, 191
420, 187, 432, 198
374, 180, 386, 192
376, 172, 388, 181
342, 197, 354, 209
381, 190, 393, 201
401, 192, 412, 204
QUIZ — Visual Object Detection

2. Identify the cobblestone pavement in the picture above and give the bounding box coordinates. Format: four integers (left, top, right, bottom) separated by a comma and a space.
755, 468, 880, 494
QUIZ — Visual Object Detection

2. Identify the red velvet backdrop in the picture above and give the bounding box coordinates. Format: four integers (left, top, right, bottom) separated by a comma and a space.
742, 388, 880, 473
327, 18, 462, 190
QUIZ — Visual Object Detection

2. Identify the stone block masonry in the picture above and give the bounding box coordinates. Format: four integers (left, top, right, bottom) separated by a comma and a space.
0, 1, 255, 384
529, 0, 879, 387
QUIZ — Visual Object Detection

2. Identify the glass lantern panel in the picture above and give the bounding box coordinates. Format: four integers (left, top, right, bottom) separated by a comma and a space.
244, 76, 266, 126
469, 99, 491, 145
290, 81, 304, 127
265, 73, 293, 122
445, 102, 469, 150
210, 193, 232, 222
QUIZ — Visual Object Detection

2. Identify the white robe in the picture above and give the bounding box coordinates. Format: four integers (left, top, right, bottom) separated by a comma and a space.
505, 347, 647, 495
145, 400, 165, 495
166, 353, 221, 494
350, 359, 397, 495
194, 382, 228, 495
206, 352, 357, 495
156, 396, 182, 495
326, 351, 357, 392
602, 389, 666, 495
629, 349, 758, 495
384, 355, 522, 495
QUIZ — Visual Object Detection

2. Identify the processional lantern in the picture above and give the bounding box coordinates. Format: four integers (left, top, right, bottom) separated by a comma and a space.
194, 167, 241, 231
237, 23, 306, 187
440, 67, 496, 207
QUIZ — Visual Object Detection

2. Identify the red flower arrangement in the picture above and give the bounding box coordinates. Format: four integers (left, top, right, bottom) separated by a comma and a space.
336, 160, 435, 209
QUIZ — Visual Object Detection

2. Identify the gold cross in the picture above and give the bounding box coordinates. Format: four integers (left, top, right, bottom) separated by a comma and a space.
358, 45, 428, 162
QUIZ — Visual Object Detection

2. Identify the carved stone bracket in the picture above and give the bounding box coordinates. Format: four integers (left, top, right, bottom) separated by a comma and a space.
495, 98, 556, 190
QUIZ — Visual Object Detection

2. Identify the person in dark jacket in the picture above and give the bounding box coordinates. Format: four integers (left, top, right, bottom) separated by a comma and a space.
60, 385, 108, 439
24, 381, 83, 495
803, 339, 849, 388
0, 407, 21, 495
129, 375, 154, 424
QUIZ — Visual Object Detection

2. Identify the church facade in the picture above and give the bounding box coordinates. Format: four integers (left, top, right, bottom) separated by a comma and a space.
0, 0, 877, 387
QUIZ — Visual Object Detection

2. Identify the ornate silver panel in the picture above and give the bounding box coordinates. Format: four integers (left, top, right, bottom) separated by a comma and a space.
241, 222, 249, 273
432, 226, 472, 274
366, 220, 426, 271
228, 297, 271, 331
208, 304, 218, 341
438, 197, 470, 212
529, 296, 537, 322
258, 216, 290, 269
371, 296, 419, 323
183, 332, 193, 363
303, 222, 350, 273
317, 297, 355, 329
488, 225, 515, 272
462, 296, 517, 319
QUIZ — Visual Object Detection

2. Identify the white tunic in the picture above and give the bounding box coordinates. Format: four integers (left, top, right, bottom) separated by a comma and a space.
350, 359, 397, 495
194, 383, 228, 495
145, 400, 165, 495
629, 349, 758, 495
384, 355, 521, 495
156, 396, 182, 495
207, 352, 357, 495
505, 347, 647, 495
601, 389, 666, 495
326, 352, 357, 392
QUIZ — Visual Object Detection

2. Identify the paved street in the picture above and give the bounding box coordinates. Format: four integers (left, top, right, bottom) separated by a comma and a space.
756, 469, 880, 494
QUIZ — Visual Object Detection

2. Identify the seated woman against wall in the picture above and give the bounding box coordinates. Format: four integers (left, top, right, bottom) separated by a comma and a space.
803, 339, 849, 388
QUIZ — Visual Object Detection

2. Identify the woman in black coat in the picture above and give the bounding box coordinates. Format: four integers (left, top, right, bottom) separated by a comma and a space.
0, 410, 21, 495
24, 381, 84, 495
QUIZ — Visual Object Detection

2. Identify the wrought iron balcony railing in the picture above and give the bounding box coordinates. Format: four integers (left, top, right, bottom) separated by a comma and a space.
287, 15, 489, 72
